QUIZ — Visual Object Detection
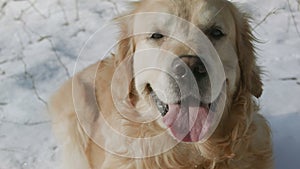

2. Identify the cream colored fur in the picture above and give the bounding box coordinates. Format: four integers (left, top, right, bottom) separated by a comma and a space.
49, 0, 273, 168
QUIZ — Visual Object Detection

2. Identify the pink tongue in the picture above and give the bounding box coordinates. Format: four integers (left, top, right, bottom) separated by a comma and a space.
163, 104, 208, 142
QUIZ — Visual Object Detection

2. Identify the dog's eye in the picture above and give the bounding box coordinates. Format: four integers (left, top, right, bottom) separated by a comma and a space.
209, 28, 225, 40
150, 33, 164, 39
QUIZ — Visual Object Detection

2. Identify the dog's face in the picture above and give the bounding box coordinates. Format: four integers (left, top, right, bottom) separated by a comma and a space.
117, 0, 262, 143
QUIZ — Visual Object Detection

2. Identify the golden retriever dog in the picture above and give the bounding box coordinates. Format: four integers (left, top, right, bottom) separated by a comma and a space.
49, 0, 273, 168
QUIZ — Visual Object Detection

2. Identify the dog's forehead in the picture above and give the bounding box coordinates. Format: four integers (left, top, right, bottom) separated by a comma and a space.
193, 1, 229, 25
134, 0, 232, 28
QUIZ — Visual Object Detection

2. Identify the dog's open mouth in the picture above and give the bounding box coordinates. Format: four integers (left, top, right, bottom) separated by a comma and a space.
149, 87, 217, 143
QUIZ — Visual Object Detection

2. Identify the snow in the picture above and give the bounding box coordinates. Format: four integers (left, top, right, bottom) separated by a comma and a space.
0, 0, 299, 169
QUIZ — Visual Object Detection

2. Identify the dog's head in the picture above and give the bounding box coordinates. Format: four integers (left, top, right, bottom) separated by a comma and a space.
115, 0, 262, 143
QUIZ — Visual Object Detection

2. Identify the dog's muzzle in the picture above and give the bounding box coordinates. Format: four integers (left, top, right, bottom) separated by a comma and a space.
150, 55, 217, 142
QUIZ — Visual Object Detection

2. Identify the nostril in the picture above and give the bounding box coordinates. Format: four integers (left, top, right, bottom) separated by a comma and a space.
196, 62, 207, 74
174, 63, 187, 78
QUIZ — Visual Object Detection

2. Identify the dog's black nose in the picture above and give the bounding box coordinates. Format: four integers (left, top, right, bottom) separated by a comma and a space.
172, 55, 207, 79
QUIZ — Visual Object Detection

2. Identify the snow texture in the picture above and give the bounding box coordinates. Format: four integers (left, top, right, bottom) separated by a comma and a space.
0, 0, 299, 169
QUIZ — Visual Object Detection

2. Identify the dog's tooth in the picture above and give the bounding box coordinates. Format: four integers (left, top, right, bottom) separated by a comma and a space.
150, 90, 168, 116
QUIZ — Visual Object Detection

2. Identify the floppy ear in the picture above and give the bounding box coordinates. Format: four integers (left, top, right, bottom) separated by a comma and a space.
113, 6, 140, 104
231, 6, 263, 98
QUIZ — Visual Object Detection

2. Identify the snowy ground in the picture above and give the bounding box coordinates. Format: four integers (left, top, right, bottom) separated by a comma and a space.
0, 0, 299, 169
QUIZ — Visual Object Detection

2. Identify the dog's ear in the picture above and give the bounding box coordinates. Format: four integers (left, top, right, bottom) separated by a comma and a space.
113, 9, 138, 102
231, 5, 263, 98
